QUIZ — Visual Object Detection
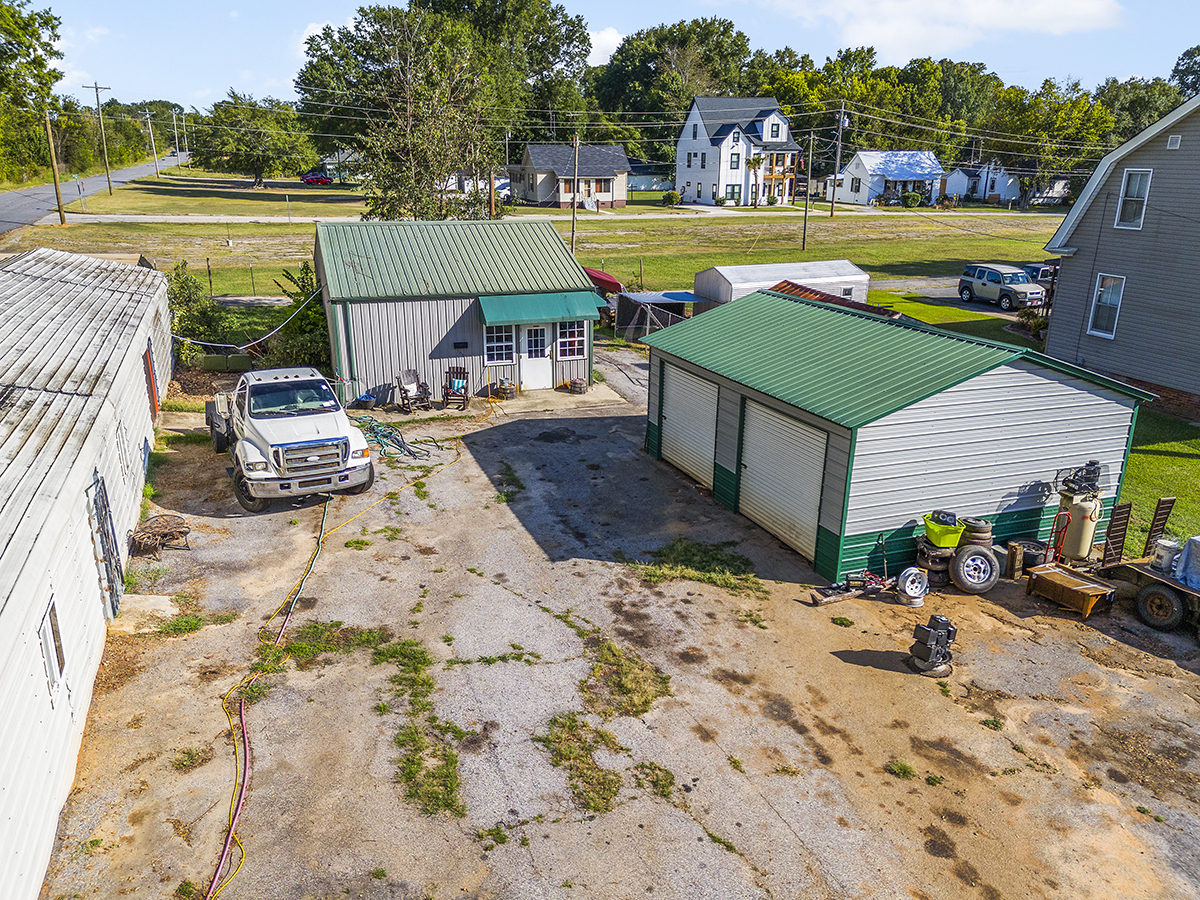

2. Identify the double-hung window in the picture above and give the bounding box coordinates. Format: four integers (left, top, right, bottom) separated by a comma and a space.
700, 152, 706, 169
771, 122, 780, 139
557, 321, 585, 359
851, 177, 861, 193
686, 152, 692, 168
1115, 169, 1151, 229
1088, 274, 1125, 338
692, 123, 698, 140
730, 153, 740, 170
485, 325, 514, 362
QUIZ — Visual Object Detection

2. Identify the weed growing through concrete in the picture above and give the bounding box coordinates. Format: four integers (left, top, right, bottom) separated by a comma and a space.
251, 644, 287, 674
374, 525, 403, 541
534, 712, 626, 813
445, 644, 542, 668
174, 880, 198, 898
736, 609, 768, 629
238, 680, 271, 705
80, 838, 103, 854
285, 621, 393, 668
371, 868, 387, 879
477, 825, 509, 850
831, 616, 854, 628
938, 680, 953, 697
631, 762, 675, 798
884, 759, 916, 779
374, 702, 392, 714
441, 634, 453, 644
582, 640, 671, 720
926, 774, 945, 786
727, 755, 745, 773
703, 826, 739, 854
124, 561, 167, 592
158, 614, 205, 636
171, 746, 214, 772
494, 462, 526, 503
981, 718, 1004, 731
413, 481, 430, 500
345, 538, 371, 550
774, 764, 803, 776
289, 518, 298, 525
636, 538, 766, 596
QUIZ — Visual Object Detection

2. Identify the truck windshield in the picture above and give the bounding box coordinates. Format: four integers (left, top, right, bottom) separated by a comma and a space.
1002, 272, 1031, 285
248, 380, 340, 418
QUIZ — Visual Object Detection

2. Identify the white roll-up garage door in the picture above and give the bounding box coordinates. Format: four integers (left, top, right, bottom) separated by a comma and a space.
660, 364, 718, 488
739, 400, 827, 558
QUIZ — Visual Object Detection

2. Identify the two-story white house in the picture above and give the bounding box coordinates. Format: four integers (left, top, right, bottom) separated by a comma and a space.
674, 97, 801, 206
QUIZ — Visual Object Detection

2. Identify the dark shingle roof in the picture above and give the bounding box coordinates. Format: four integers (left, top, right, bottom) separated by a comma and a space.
692, 97, 797, 148
523, 144, 630, 178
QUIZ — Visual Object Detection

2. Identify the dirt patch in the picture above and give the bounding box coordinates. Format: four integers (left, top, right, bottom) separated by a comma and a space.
166, 367, 235, 403
692, 723, 719, 742
907, 736, 991, 779
676, 646, 708, 664
954, 682, 1016, 718
94, 633, 151, 695
1069, 724, 1200, 801
1079, 642, 1179, 679
922, 825, 956, 858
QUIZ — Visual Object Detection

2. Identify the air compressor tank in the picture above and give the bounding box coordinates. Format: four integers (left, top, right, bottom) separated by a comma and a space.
1058, 490, 1103, 560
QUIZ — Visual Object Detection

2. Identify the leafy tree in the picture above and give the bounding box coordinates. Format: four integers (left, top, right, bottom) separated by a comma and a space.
1170, 45, 1200, 97
936, 60, 1003, 128
168, 261, 227, 364
0, 0, 61, 108
351, 8, 496, 220
191, 91, 317, 187
1095, 76, 1181, 142
265, 262, 330, 372
745, 154, 764, 206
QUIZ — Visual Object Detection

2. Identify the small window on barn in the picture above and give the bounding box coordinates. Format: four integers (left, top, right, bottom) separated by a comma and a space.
1115, 169, 1151, 229
686, 152, 692, 168
1088, 273, 1125, 338
557, 321, 586, 359
485, 326, 514, 363
452, 341, 468, 350
40, 601, 66, 692
842, 288, 854, 298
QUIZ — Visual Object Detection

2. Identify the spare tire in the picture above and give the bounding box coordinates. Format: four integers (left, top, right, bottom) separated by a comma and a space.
950, 546, 1001, 594
1008, 538, 1046, 569
916, 535, 956, 559
1136, 583, 1186, 631
960, 516, 992, 534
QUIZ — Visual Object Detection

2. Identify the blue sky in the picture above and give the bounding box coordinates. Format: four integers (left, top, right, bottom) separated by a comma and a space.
49, 0, 1197, 109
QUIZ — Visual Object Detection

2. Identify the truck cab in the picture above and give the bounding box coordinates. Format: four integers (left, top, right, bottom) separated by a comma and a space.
208, 368, 373, 512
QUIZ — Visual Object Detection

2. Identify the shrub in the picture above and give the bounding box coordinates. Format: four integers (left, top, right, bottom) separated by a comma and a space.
1017, 308, 1050, 339
766, 194, 779, 206
713, 196, 727, 206
168, 261, 227, 358
900, 191, 921, 208
661, 190, 681, 207
263, 261, 331, 372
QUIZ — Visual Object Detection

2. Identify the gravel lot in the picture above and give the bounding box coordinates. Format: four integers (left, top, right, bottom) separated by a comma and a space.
40, 399, 1200, 900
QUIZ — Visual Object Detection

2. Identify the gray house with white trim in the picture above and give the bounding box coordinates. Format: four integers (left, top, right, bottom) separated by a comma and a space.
1045, 93, 1200, 414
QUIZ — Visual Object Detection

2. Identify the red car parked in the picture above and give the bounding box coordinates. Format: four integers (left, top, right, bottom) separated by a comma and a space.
301, 171, 332, 185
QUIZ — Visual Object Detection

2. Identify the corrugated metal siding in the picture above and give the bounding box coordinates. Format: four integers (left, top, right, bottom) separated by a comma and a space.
1044, 110, 1200, 395
693, 260, 869, 304
845, 361, 1135, 539
0, 249, 168, 900
316, 220, 593, 301
551, 322, 591, 387
660, 364, 718, 488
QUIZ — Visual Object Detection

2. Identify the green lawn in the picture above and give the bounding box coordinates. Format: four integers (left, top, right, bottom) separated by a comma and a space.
1122, 410, 1200, 555
866, 290, 1041, 349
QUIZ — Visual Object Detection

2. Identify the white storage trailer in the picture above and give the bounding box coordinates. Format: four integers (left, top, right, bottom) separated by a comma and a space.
0, 249, 171, 900
693, 259, 870, 308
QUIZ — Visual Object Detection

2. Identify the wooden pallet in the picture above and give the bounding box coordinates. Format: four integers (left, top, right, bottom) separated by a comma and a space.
1142, 496, 1177, 557
1101, 501, 1132, 567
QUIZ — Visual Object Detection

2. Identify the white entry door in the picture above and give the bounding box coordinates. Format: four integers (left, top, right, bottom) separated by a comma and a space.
520, 325, 553, 390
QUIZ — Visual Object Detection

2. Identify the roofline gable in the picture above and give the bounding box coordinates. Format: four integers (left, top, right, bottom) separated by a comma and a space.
1046, 92, 1200, 253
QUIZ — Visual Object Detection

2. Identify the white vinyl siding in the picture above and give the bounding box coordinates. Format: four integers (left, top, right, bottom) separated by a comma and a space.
1088, 274, 1125, 338
1114, 169, 1151, 229
845, 361, 1135, 536
738, 401, 827, 558
659, 364, 718, 488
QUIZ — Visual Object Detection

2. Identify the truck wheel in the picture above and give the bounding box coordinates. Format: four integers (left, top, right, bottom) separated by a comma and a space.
233, 472, 270, 513
950, 546, 1001, 594
211, 421, 229, 453
346, 462, 375, 495
1136, 583, 1185, 631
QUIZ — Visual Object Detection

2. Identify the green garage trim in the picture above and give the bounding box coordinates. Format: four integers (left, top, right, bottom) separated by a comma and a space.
814, 526, 841, 580
713, 463, 738, 511
835, 498, 1117, 580
646, 421, 662, 459
478, 291, 601, 326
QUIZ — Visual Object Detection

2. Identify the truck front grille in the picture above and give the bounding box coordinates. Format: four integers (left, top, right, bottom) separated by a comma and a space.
274, 439, 348, 477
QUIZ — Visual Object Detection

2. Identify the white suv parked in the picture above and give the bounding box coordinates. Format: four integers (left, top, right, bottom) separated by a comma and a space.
958, 264, 1046, 311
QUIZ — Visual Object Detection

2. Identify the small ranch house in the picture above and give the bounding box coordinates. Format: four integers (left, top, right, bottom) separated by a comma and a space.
941, 161, 1020, 203
826, 150, 945, 206
675, 97, 801, 206
1, 249, 171, 900
642, 289, 1149, 581
314, 220, 601, 402
1044, 92, 1200, 415
508, 144, 630, 208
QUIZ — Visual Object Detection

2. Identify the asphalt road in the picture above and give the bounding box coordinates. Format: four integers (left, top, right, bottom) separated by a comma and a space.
0, 156, 173, 236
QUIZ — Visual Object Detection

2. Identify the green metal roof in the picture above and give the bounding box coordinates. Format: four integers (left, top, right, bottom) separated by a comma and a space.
316, 220, 594, 301
642, 291, 1151, 428
478, 292, 600, 326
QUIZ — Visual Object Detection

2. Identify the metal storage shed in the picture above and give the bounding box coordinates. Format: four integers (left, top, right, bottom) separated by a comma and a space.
0, 249, 171, 900
693, 259, 869, 309
642, 290, 1151, 581
315, 220, 600, 402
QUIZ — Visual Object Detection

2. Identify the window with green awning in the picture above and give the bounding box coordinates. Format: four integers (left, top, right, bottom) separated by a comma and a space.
477, 292, 601, 326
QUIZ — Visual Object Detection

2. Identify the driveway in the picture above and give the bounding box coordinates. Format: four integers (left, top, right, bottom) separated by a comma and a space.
40, 404, 1200, 900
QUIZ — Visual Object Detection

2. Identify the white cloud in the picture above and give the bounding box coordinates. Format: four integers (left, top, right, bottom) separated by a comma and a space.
587, 27, 625, 67
763, 0, 1122, 62
58, 65, 92, 92
85, 26, 109, 42
230, 10, 239, 18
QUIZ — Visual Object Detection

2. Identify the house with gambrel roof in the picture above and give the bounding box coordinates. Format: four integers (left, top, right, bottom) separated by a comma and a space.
674, 97, 801, 206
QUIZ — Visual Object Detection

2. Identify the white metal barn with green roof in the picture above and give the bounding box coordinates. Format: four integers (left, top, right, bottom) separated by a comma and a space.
315, 220, 601, 403
0, 249, 172, 900
642, 290, 1151, 581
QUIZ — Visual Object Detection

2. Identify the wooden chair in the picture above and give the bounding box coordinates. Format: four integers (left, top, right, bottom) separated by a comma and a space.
395, 369, 432, 413
443, 366, 469, 410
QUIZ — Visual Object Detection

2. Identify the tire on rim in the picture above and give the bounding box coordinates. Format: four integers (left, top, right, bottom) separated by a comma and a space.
960, 516, 991, 533
950, 546, 1001, 594
1136, 583, 1186, 631
234, 471, 270, 513
960, 286, 974, 303
999, 294, 1014, 311
345, 462, 375, 495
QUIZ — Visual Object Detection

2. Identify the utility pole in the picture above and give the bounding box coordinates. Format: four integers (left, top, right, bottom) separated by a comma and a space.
489, 169, 496, 219
802, 129, 813, 251
86, 82, 114, 195
182, 113, 190, 167
570, 133, 580, 254
44, 111, 65, 225
144, 111, 160, 177
172, 110, 180, 166
830, 100, 845, 218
